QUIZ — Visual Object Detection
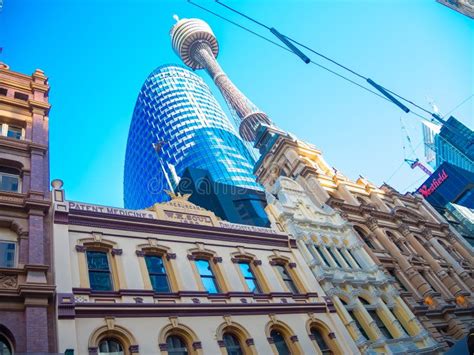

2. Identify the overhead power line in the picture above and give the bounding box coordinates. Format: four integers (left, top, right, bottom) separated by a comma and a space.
443, 94, 474, 118
187, 0, 420, 113
212, 0, 445, 121
187, 0, 440, 123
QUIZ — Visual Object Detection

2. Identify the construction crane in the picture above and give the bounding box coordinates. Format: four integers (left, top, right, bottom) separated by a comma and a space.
400, 117, 432, 176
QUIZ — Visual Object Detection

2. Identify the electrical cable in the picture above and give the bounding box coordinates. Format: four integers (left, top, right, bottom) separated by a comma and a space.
386, 161, 406, 183
402, 175, 427, 192
187, 1, 292, 53
187, 0, 424, 111
213, 0, 437, 117
443, 94, 474, 118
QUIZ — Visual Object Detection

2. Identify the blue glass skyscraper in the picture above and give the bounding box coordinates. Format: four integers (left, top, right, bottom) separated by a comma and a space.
124, 65, 261, 209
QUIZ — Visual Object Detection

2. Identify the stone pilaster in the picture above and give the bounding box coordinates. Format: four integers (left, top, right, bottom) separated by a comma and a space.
398, 224, 462, 296
365, 217, 432, 297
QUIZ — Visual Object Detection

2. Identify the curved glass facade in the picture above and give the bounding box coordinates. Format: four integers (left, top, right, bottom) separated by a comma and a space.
124, 65, 260, 209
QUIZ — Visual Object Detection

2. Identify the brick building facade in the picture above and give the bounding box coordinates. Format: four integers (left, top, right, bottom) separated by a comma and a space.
0, 63, 55, 352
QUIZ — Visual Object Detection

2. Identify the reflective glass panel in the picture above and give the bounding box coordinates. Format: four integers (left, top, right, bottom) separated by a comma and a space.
145, 255, 170, 292
0, 174, 19, 192
238, 262, 261, 293
195, 259, 219, 293
0, 242, 15, 268
275, 264, 299, 294
167, 335, 188, 355
7, 126, 22, 139
270, 330, 290, 355
311, 328, 331, 354
87, 251, 113, 291
98, 338, 123, 355
0, 334, 12, 355
223, 333, 243, 355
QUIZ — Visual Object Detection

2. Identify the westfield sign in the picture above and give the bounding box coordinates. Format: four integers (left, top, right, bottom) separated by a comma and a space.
418, 169, 448, 198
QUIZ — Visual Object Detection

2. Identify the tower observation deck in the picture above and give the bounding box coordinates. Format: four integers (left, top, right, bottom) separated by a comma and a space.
170, 16, 272, 142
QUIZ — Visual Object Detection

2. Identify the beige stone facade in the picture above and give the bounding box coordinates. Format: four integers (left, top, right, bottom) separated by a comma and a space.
52, 182, 359, 354
254, 126, 474, 351
263, 176, 440, 354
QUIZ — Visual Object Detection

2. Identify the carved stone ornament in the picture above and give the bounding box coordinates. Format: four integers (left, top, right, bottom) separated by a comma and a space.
253, 259, 262, 266
75, 245, 86, 253
129, 345, 139, 353
397, 223, 411, 236
365, 216, 379, 231
166, 253, 177, 260
0, 273, 17, 288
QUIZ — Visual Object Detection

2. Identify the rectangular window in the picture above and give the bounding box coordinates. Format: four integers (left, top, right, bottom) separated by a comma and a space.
326, 248, 342, 268
275, 264, 299, 294
238, 261, 261, 293
347, 249, 362, 268
368, 310, 393, 339
315, 246, 330, 266
195, 259, 219, 294
13, 92, 28, 101
348, 310, 370, 340
145, 255, 170, 292
7, 126, 22, 140
338, 248, 353, 268
0, 173, 19, 193
0, 242, 15, 268
86, 251, 113, 291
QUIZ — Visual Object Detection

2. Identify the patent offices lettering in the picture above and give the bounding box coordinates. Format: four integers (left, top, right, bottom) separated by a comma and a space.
68, 202, 156, 219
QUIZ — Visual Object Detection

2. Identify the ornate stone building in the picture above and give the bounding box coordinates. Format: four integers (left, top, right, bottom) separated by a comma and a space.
0, 63, 55, 352
254, 125, 474, 350
51, 181, 359, 354
262, 175, 440, 354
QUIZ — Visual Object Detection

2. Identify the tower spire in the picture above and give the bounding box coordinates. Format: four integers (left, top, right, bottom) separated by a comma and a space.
170, 18, 272, 142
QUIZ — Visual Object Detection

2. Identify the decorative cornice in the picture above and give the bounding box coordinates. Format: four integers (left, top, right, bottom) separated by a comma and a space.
56, 209, 294, 249
58, 301, 329, 319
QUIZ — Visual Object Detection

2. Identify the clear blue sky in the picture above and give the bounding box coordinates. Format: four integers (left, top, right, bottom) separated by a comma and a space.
1, 0, 472, 207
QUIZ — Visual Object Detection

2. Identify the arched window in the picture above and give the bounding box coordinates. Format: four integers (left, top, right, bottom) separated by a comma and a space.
0, 167, 21, 193
87, 250, 113, 291
98, 338, 124, 355
270, 329, 291, 355
310, 327, 331, 354
144, 255, 170, 292
223, 332, 243, 355
0, 334, 12, 355
354, 226, 376, 250
166, 335, 189, 355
